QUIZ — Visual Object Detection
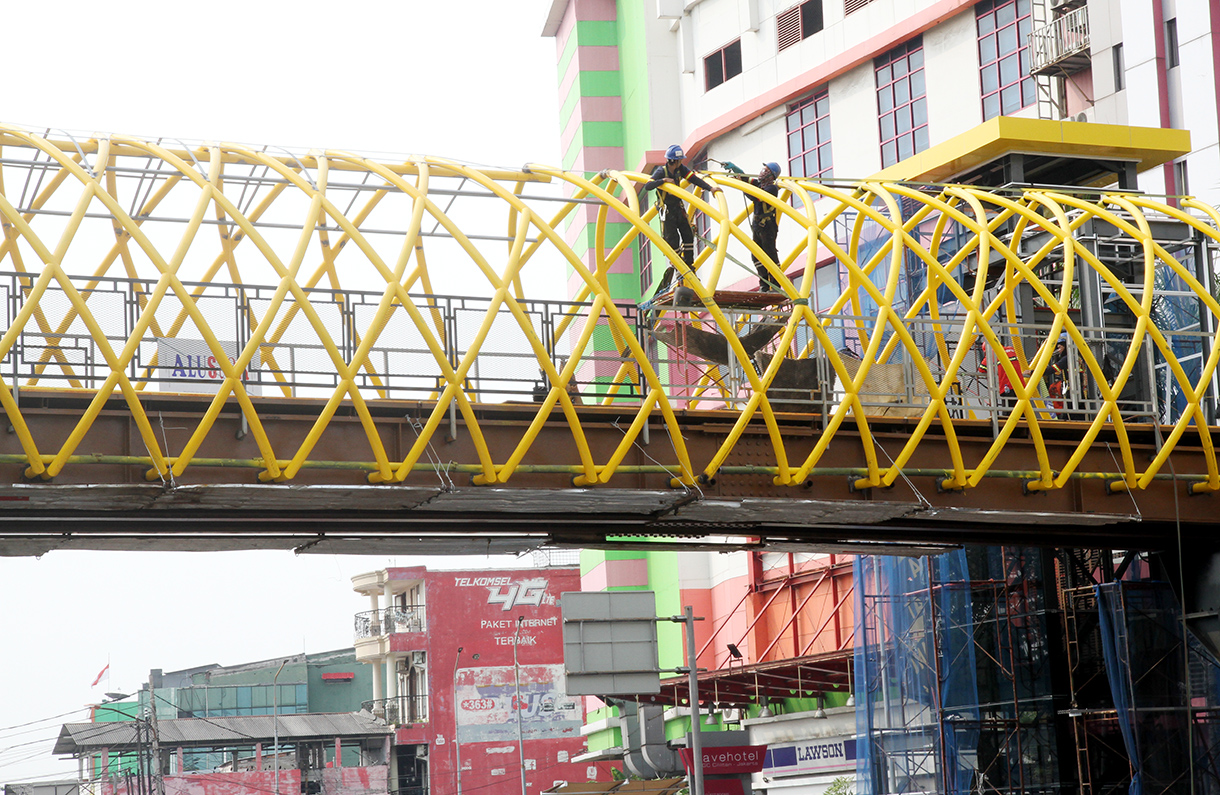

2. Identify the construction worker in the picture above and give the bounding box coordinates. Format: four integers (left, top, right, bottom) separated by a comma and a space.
724, 160, 782, 291
643, 145, 722, 293
979, 344, 1030, 410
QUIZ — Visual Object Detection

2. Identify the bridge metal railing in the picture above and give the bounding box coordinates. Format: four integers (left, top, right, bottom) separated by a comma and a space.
5, 270, 1198, 430
644, 305, 1197, 425
0, 126, 1218, 495
0, 271, 639, 403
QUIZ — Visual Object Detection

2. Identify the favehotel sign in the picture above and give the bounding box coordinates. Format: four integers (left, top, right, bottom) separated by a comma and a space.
678, 745, 768, 775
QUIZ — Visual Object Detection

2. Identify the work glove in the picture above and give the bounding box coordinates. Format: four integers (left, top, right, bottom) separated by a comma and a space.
723, 161, 745, 175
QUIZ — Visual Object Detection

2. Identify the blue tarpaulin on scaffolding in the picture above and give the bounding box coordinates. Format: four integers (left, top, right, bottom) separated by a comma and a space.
853, 548, 1060, 794
852, 551, 980, 795
1095, 580, 1220, 795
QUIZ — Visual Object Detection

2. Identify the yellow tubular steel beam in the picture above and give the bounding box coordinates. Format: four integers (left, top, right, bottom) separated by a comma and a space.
281, 162, 435, 483
0, 140, 176, 481
4, 128, 1220, 494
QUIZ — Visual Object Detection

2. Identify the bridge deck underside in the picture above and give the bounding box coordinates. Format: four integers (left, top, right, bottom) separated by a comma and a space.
0, 394, 1211, 557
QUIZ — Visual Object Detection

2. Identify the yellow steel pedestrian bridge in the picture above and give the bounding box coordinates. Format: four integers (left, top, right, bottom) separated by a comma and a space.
0, 125, 1217, 556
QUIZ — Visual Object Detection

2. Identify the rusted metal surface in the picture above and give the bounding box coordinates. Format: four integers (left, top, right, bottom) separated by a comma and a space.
0, 392, 1213, 556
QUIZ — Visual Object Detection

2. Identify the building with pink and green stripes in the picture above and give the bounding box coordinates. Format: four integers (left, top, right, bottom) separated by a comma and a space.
538, 0, 1220, 792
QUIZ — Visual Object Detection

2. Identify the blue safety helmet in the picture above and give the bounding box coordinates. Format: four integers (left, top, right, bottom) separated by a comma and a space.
764, 162, 781, 177
665, 144, 684, 161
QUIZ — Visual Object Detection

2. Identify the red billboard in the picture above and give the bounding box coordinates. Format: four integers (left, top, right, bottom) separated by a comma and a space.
380, 566, 613, 794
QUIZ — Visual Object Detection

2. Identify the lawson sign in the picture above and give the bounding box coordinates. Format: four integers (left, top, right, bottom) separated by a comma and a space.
763, 737, 856, 777
157, 339, 260, 395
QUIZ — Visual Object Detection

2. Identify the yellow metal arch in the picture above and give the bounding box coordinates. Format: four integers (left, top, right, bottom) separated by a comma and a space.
0, 125, 1218, 495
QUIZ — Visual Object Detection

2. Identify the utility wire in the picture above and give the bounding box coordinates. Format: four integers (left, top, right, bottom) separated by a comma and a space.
0, 706, 95, 735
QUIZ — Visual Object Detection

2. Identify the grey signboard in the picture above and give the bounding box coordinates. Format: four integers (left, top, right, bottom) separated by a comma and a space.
560, 591, 661, 695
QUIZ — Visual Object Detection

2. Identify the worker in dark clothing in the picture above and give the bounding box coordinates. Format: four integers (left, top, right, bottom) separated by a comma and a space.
724, 160, 783, 292
643, 144, 722, 293
1045, 333, 1070, 417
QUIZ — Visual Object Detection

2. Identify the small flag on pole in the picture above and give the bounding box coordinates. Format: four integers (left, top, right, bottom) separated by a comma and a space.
91, 663, 110, 687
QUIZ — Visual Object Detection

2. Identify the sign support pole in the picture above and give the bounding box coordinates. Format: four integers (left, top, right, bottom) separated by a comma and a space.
683, 605, 704, 795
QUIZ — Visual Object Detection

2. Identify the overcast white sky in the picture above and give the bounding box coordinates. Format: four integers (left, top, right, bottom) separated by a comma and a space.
0, 0, 563, 786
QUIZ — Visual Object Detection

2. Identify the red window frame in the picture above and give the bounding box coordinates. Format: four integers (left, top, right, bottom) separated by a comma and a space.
705, 39, 743, 91
787, 89, 832, 179
875, 38, 928, 168
976, 0, 1035, 120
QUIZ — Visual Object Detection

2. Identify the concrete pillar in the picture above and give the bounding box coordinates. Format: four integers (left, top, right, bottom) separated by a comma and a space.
334, 738, 342, 768
255, 743, 262, 771
385, 656, 398, 699
371, 657, 384, 704
382, 582, 395, 634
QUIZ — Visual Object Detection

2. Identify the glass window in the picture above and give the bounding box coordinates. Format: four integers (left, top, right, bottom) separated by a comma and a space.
786, 88, 833, 179
875, 38, 928, 167
724, 40, 742, 80
800, 1, 823, 38
705, 52, 724, 89
1165, 19, 1179, 69
705, 40, 742, 90
976, 0, 1035, 120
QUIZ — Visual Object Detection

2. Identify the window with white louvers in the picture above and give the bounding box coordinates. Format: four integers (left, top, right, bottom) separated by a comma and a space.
777, 1, 823, 52
778, 6, 802, 50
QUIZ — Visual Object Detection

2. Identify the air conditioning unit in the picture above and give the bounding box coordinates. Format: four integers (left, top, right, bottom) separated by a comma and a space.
1070, 108, 1095, 123
411, 651, 427, 669
415, 746, 428, 759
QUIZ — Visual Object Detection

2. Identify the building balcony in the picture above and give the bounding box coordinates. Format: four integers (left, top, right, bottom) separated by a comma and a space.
362, 695, 429, 726
353, 605, 427, 640
1028, 6, 1090, 76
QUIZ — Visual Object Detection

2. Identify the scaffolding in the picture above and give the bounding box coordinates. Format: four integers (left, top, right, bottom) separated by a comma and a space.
1063, 579, 1220, 795
855, 546, 1220, 795
854, 547, 1060, 795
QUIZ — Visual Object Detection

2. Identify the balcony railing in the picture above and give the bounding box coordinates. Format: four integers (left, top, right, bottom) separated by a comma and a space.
354, 606, 427, 639
1029, 6, 1090, 75
362, 695, 429, 725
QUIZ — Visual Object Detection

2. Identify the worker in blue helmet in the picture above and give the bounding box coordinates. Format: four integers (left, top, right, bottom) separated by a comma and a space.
723, 160, 783, 292
643, 144, 722, 293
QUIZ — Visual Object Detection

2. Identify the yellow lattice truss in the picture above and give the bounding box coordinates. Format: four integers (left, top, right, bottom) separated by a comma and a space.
1, 125, 1218, 494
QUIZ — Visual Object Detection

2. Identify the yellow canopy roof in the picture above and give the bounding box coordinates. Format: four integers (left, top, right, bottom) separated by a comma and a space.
871, 116, 1191, 186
